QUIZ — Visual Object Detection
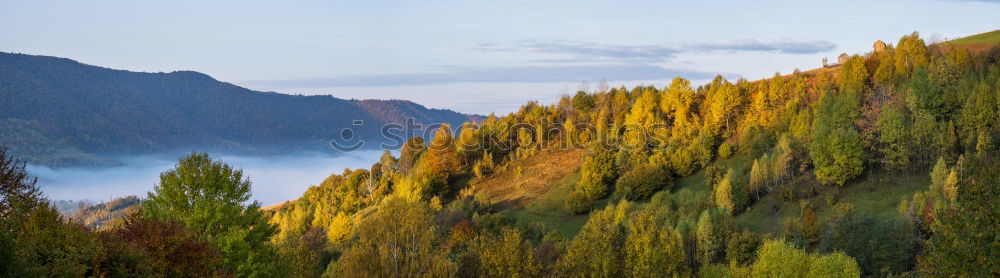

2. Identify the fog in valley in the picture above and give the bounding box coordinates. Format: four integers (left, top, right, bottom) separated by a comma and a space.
29, 150, 387, 206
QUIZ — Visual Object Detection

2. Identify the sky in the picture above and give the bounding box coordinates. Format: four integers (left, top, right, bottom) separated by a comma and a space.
1, 0, 998, 115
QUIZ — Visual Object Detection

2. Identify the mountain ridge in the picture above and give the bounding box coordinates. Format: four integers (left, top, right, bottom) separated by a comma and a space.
0, 52, 479, 167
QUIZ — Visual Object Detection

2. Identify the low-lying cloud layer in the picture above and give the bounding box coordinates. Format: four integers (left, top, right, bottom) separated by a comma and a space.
32, 151, 385, 206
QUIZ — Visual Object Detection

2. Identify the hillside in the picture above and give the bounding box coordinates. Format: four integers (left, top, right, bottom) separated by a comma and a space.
0, 52, 477, 166
947, 29, 1000, 45
265, 30, 1000, 276
5, 30, 999, 277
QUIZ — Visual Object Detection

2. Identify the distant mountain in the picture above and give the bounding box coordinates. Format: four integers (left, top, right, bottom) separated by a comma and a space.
0, 52, 478, 166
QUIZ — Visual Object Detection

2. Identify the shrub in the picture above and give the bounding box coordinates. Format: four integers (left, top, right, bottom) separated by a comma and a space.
615, 164, 673, 201
563, 191, 593, 215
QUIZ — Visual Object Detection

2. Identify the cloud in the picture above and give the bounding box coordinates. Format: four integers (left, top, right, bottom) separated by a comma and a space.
689, 39, 837, 54
244, 38, 827, 89
475, 38, 837, 63
242, 64, 722, 88
476, 40, 682, 63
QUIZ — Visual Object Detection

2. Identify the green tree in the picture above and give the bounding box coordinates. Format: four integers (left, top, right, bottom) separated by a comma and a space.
919, 154, 1000, 277
877, 104, 912, 170
555, 201, 629, 276
838, 55, 869, 95
1, 147, 100, 277
335, 197, 454, 277
750, 239, 812, 278
472, 227, 542, 277
819, 205, 916, 276
714, 169, 746, 214
624, 210, 688, 276
142, 153, 285, 277
725, 230, 761, 266
811, 91, 865, 185
808, 252, 862, 278
696, 211, 721, 265
274, 227, 327, 278
13, 204, 101, 277
0, 147, 41, 220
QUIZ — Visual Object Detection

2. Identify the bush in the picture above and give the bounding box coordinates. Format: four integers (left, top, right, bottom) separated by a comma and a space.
615, 164, 673, 201
563, 191, 593, 215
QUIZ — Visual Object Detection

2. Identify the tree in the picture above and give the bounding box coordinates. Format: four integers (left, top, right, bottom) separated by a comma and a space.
335, 197, 454, 277
0, 146, 41, 220
1, 147, 100, 277
577, 150, 617, 200
748, 159, 767, 198
726, 230, 761, 266
12, 204, 101, 277
930, 157, 949, 199
622, 88, 665, 148
808, 252, 862, 278
819, 205, 916, 276
811, 91, 865, 185
750, 239, 813, 278
919, 154, 1000, 277
838, 55, 869, 95
472, 227, 542, 277
142, 153, 285, 277
696, 210, 721, 265
624, 210, 688, 276
704, 77, 742, 136
894, 32, 928, 78
455, 122, 481, 166
275, 227, 327, 278
555, 201, 629, 275
422, 124, 461, 186
97, 214, 225, 277
877, 104, 912, 170
714, 169, 746, 214
398, 136, 427, 173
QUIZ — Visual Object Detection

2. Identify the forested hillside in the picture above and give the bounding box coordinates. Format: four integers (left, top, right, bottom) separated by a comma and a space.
0, 52, 475, 166
1, 32, 998, 277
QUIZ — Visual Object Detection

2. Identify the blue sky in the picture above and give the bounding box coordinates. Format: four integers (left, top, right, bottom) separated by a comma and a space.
2, 0, 998, 114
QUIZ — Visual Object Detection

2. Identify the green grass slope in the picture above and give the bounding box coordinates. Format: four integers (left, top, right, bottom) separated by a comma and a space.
948, 29, 1000, 45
